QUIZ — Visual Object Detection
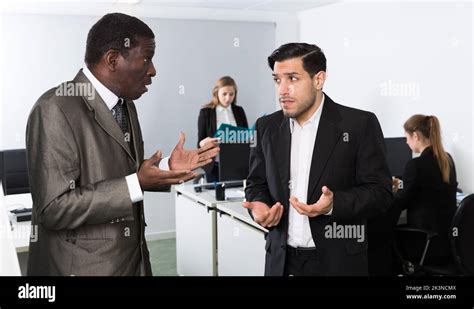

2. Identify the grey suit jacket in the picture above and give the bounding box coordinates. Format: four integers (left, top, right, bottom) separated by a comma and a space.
26, 70, 161, 276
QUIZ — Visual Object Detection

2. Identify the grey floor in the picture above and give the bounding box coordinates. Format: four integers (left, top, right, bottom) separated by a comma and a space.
148, 238, 178, 276
17, 238, 178, 276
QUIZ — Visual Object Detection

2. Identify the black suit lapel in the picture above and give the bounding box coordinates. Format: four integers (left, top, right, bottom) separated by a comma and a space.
307, 96, 343, 201
231, 104, 242, 127
210, 108, 217, 135
271, 117, 291, 206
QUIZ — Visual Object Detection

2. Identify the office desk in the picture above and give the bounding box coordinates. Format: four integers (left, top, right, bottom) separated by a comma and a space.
175, 184, 238, 276
216, 202, 267, 276
175, 184, 268, 276
3, 193, 32, 253
0, 183, 22, 275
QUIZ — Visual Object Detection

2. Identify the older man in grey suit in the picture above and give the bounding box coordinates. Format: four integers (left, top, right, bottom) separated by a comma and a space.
25, 13, 218, 276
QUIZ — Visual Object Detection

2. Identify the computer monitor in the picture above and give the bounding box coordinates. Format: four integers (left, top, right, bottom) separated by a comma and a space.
218, 143, 251, 182
384, 137, 413, 178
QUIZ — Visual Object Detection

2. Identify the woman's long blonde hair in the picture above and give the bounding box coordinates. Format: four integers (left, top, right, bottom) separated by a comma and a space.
203, 76, 238, 108
404, 114, 451, 183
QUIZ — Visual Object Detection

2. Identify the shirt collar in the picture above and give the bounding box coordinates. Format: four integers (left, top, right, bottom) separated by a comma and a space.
289, 93, 325, 134
216, 104, 232, 113
82, 65, 120, 110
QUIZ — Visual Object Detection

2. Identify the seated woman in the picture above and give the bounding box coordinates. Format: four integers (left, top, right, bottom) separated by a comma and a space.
197, 76, 248, 182
393, 114, 458, 265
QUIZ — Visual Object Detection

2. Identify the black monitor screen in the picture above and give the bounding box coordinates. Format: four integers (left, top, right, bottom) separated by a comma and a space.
0, 151, 3, 183
384, 137, 412, 178
218, 143, 250, 182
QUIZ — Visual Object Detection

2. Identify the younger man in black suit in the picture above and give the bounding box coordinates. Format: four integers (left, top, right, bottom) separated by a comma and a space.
244, 43, 392, 276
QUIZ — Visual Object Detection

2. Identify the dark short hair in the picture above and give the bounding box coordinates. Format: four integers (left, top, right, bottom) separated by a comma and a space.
267, 43, 326, 77
85, 13, 154, 66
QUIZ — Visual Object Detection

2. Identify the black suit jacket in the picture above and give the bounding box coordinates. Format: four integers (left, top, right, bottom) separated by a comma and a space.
197, 104, 249, 145
393, 147, 457, 259
245, 94, 392, 276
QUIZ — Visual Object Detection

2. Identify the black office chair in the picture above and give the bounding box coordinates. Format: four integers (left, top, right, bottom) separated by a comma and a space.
451, 194, 474, 275
1, 149, 30, 195
393, 194, 474, 276
368, 203, 402, 276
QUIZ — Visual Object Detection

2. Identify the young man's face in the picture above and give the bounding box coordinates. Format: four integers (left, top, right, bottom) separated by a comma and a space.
272, 57, 320, 119
115, 37, 156, 100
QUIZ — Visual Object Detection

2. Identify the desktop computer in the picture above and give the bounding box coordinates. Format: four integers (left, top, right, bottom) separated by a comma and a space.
218, 143, 251, 182
384, 137, 413, 179
194, 143, 250, 193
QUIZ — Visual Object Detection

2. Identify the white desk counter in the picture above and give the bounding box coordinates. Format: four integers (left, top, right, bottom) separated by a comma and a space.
175, 184, 268, 276
175, 184, 238, 276
0, 184, 22, 275
216, 201, 268, 233
3, 193, 32, 252
215, 202, 267, 276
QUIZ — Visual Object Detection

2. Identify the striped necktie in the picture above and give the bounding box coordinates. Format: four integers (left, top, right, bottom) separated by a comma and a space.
112, 98, 128, 135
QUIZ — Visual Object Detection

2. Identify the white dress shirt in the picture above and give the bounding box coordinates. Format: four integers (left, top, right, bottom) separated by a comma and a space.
83, 66, 169, 203
215, 104, 237, 163
216, 104, 237, 129
287, 95, 331, 248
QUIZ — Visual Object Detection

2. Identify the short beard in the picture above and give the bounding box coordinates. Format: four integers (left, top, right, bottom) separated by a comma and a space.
282, 87, 317, 119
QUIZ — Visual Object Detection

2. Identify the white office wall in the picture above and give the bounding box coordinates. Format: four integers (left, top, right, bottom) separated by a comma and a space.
0, 3, 298, 239
299, 1, 473, 192
0, 4, 297, 150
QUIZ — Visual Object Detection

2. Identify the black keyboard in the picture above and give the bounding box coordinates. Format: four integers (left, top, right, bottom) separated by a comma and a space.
10, 207, 32, 214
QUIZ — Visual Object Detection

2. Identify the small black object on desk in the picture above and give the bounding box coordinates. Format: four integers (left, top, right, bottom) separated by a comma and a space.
215, 183, 226, 201
196, 180, 243, 191
193, 180, 245, 200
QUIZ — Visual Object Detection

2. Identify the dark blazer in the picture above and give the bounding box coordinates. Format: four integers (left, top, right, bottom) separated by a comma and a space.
393, 147, 457, 259
26, 70, 168, 276
197, 104, 249, 147
245, 94, 392, 276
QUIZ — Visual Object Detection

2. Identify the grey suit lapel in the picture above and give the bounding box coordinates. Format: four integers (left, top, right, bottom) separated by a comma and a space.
73, 70, 135, 162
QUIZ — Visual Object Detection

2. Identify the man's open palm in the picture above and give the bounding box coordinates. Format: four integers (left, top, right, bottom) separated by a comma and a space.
169, 132, 219, 171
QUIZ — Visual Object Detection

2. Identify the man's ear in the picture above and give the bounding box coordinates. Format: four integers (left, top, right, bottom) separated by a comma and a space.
103, 49, 120, 72
313, 71, 326, 90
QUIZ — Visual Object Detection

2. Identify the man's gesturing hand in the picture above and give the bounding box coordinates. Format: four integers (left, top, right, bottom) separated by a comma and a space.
138, 150, 198, 190
289, 186, 334, 217
169, 132, 220, 171
243, 201, 283, 228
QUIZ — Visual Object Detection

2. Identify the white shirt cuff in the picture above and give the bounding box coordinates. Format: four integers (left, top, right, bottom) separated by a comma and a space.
324, 207, 333, 216
159, 156, 170, 171
125, 173, 144, 203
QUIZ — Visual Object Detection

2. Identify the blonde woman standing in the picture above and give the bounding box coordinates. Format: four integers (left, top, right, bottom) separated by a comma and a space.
197, 76, 248, 182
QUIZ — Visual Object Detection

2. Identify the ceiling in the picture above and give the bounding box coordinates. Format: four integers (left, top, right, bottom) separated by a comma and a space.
4, 0, 339, 12
140, 0, 338, 12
